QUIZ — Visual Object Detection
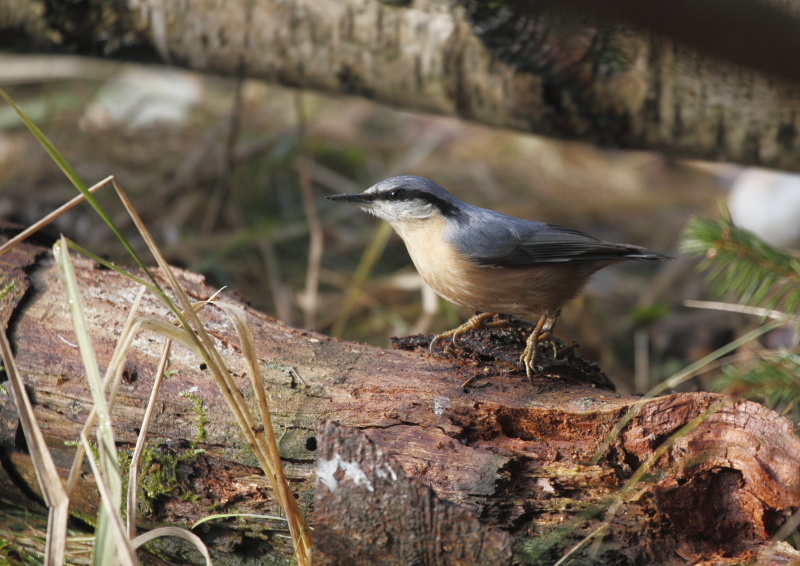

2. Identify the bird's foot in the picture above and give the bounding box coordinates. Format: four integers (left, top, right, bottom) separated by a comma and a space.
520, 340, 537, 382
520, 315, 554, 382
429, 312, 497, 357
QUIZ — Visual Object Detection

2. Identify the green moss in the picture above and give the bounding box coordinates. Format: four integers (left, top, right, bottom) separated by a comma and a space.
137, 443, 206, 511
178, 390, 210, 445
136, 391, 210, 511
0, 280, 16, 301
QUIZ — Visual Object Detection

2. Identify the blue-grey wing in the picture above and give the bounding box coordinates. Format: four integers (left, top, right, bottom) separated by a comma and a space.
448, 206, 668, 268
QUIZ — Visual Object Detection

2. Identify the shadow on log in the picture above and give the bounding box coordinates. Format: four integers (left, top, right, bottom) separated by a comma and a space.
0, 228, 799, 565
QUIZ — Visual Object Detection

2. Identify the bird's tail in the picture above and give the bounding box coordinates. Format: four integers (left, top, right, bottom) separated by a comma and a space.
607, 243, 673, 261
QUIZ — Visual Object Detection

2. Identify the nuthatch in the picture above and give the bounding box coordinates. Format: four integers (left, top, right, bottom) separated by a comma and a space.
327, 176, 671, 380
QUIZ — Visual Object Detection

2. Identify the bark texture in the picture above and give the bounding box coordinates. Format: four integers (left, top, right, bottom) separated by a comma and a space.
3, 0, 800, 169
1, 231, 800, 565
313, 420, 512, 566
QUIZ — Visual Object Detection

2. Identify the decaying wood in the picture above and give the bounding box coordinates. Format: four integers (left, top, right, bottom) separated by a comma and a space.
1, 231, 800, 565
313, 419, 512, 565
4, 0, 800, 170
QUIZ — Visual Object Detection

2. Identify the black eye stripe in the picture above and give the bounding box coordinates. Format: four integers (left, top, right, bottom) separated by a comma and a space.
375, 188, 417, 202
368, 188, 464, 219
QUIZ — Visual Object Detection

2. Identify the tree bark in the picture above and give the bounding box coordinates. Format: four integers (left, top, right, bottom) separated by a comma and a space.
3, 0, 800, 170
1, 232, 800, 565
313, 420, 513, 566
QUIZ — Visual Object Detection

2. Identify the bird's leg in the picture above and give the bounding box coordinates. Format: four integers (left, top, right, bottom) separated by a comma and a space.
520, 314, 547, 381
538, 309, 561, 358
429, 312, 496, 356
543, 309, 559, 334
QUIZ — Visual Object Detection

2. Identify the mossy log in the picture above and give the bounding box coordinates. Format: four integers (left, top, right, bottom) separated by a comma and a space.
1, 230, 799, 566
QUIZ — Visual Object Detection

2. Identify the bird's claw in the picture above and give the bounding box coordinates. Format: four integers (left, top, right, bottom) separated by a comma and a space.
428, 333, 445, 357
428, 330, 462, 357
521, 315, 555, 383
520, 342, 537, 383
428, 312, 496, 357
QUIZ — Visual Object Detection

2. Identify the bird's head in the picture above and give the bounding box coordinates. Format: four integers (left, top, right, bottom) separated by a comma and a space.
326, 176, 463, 227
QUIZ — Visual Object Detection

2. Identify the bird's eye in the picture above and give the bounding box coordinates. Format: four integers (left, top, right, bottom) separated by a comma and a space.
388, 189, 405, 201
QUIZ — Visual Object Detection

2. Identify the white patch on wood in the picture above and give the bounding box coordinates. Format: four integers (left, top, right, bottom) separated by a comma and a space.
316, 453, 375, 493
536, 478, 556, 494
433, 395, 450, 415
375, 462, 398, 482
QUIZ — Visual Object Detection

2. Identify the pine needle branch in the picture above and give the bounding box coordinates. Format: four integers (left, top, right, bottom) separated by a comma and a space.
713, 350, 800, 413
681, 216, 800, 314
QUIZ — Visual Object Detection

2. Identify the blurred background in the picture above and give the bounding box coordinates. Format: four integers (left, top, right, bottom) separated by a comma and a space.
0, 54, 792, 396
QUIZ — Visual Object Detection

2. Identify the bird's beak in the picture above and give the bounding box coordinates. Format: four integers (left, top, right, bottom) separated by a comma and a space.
325, 194, 370, 206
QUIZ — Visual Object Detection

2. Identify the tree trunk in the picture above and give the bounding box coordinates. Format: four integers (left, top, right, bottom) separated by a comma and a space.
1, 232, 800, 565
3, 0, 800, 170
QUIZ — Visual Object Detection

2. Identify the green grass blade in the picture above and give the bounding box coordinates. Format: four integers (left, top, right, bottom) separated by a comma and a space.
53, 237, 125, 566
0, 86, 155, 286
129, 527, 211, 566
192, 513, 288, 529
65, 240, 157, 292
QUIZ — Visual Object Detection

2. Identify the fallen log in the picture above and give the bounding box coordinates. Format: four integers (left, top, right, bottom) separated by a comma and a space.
0, 229, 799, 565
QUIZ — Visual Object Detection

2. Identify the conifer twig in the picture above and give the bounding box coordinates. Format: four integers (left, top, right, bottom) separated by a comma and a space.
681, 215, 800, 314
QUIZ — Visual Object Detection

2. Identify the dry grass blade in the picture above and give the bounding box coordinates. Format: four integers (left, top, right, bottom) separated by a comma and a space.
134, 316, 205, 354
127, 527, 212, 566
66, 287, 148, 498
298, 154, 323, 330
684, 299, 799, 322
65, 311, 203, 498
0, 175, 112, 258
109, 179, 311, 563
296, 93, 323, 331
127, 338, 172, 539
0, 330, 68, 566
127, 297, 213, 539
209, 301, 310, 548
210, 302, 281, 486
551, 521, 613, 566
257, 237, 293, 325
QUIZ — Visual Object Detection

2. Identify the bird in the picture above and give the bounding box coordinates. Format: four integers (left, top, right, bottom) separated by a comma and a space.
326, 176, 671, 380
